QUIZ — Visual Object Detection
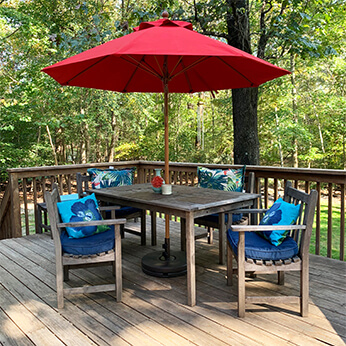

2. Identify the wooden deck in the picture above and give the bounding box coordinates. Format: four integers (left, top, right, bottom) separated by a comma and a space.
0, 217, 345, 346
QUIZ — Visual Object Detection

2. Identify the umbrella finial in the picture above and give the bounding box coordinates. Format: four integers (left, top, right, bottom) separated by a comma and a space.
162, 11, 169, 19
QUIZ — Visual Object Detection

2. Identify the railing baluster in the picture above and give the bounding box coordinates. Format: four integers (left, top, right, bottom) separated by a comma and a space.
327, 183, 333, 258
264, 178, 269, 209
274, 178, 278, 201
23, 178, 29, 236
340, 184, 345, 261
315, 182, 321, 256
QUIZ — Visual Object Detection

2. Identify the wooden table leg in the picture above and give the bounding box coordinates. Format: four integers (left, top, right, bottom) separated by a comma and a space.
186, 213, 196, 306
219, 212, 225, 265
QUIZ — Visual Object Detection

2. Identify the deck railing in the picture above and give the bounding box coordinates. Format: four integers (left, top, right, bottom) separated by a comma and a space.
1, 161, 345, 260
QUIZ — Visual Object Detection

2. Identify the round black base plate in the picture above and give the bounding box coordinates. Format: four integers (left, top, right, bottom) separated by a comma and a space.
141, 251, 187, 278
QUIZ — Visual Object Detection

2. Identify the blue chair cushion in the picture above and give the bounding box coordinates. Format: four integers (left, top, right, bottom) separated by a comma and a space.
197, 213, 243, 225
258, 198, 301, 246
57, 193, 109, 238
197, 166, 245, 192
60, 193, 79, 201
60, 228, 115, 255
227, 229, 298, 261
87, 167, 136, 189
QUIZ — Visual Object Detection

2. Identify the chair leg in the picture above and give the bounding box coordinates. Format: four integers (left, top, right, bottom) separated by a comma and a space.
151, 211, 157, 246
180, 218, 186, 251
114, 225, 122, 302
278, 271, 285, 285
56, 260, 64, 309
140, 210, 146, 246
237, 232, 246, 318
120, 224, 125, 238
63, 265, 69, 282
207, 227, 213, 244
227, 242, 233, 286
301, 260, 309, 317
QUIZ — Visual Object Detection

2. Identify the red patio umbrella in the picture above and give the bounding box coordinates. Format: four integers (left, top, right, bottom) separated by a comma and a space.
42, 12, 290, 276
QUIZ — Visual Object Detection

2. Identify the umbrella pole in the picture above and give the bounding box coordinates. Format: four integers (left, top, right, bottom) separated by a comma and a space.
164, 85, 170, 259
140, 75, 187, 278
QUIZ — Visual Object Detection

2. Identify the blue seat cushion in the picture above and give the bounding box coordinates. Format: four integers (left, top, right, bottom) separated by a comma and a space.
227, 229, 298, 261
61, 228, 115, 255
197, 213, 243, 225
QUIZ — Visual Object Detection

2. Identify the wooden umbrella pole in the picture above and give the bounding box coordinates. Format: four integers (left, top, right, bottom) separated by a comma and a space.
163, 81, 170, 256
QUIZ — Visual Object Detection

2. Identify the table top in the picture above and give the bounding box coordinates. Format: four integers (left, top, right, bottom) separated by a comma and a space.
90, 183, 259, 215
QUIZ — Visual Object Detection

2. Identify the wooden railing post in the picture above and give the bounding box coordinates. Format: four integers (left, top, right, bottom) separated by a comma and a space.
9, 172, 22, 238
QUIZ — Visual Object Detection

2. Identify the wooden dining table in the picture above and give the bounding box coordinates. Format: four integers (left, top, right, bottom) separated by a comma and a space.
90, 183, 259, 306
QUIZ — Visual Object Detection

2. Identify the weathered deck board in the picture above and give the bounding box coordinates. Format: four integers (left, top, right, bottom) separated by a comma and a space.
0, 217, 345, 346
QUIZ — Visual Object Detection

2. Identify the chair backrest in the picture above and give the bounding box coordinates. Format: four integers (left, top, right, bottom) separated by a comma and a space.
245, 172, 255, 194
44, 184, 63, 242
76, 172, 91, 198
282, 181, 318, 257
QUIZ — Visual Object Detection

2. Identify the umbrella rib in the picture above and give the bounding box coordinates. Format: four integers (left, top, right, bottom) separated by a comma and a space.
170, 56, 210, 80
179, 60, 193, 93
216, 57, 255, 86
64, 56, 109, 85
154, 56, 164, 77
121, 55, 162, 81
169, 56, 183, 79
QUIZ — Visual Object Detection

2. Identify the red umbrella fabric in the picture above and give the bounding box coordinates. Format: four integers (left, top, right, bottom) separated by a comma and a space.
42, 17, 289, 94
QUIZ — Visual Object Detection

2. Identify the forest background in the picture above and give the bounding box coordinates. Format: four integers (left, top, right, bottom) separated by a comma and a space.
0, 0, 345, 182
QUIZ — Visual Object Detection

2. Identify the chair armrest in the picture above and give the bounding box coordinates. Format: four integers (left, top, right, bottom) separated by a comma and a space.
230, 224, 307, 232
99, 205, 121, 211
57, 218, 127, 229
230, 208, 268, 214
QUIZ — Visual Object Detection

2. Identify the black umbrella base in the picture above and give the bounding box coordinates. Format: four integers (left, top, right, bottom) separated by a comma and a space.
141, 251, 187, 278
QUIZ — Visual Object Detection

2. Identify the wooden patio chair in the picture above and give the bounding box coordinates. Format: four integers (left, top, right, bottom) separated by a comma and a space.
45, 184, 126, 309
194, 172, 256, 243
227, 181, 318, 317
76, 172, 150, 245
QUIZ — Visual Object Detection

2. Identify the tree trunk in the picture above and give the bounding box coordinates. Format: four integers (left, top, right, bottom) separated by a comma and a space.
290, 53, 299, 168
232, 87, 260, 164
196, 93, 204, 150
227, 0, 259, 165
46, 125, 58, 166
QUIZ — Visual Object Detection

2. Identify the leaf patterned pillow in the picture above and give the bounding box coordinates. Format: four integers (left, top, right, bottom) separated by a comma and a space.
197, 166, 246, 192
87, 168, 136, 189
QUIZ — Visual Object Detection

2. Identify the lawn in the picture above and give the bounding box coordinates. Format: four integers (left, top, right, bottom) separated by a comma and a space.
310, 200, 344, 260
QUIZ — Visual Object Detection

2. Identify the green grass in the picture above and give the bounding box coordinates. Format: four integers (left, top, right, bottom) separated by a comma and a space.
310, 200, 345, 260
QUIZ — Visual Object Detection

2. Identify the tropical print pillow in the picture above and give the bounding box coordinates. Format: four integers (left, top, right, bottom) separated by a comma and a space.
57, 193, 109, 238
258, 198, 301, 246
87, 167, 135, 189
197, 166, 245, 192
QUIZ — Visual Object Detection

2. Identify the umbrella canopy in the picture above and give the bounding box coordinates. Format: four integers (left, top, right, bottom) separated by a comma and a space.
42, 13, 290, 256
42, 17, 289, 94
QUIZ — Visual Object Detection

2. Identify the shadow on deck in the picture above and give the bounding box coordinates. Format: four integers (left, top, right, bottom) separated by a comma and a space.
0, 217, 345, 345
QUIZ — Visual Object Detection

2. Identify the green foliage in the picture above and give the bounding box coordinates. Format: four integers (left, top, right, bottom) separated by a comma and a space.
0, 0, 345, 182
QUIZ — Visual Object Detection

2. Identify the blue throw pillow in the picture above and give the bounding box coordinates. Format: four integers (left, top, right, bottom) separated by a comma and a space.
258, 198, 301, 246
87, 167, 135, 189
57, 193, 109, 238
197, 166, 245, 192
